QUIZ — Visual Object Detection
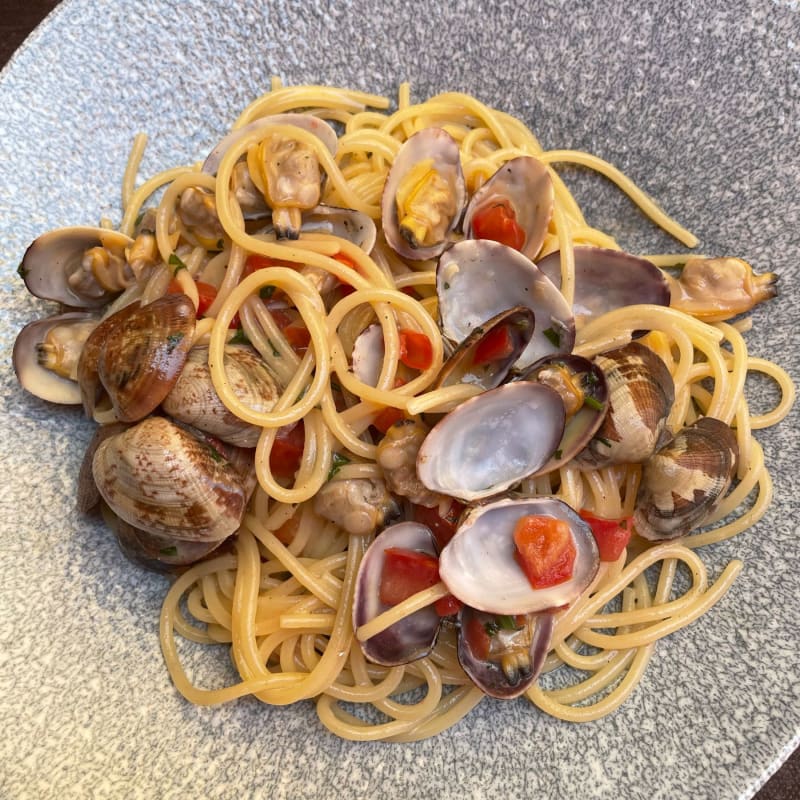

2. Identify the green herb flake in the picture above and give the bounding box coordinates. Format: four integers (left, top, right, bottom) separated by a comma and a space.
260, 285, 276, 300
207, 445, 223, 463
543, 327, 561, 347
169, 253, 188, 274
216, 238, 225, 250
583, 395, 604, 412
159, 546, 178, 557
484, 621, 500, 638
134, 210, 146, 228
327, 452, 351, 481
165, 332, 184, 353
267, 338, 281, 357
553, 448, 563, 460
497, 614, 518, 630
596, 436, 612, 448
229, 328, 250, 345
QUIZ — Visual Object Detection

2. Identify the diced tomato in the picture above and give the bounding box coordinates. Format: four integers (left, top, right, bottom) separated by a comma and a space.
579, 511, 633, 562
398, 329, 434, 371
273, 514, 300, 545
434, 594, 463, 617
400, 286, 421, 299
379, 547, 440, 606
465, 614, 491, 660
283, 324, 311, 353
167, 278, 238, 326
332, 252, 358, 270
244, 253, 298, 276
472, 324, 514, 365
471, 200, 526, 251
512, 514, 576, 589
269, 421, 305, 479
412, 499, 465, 549
372, 406, 406, 434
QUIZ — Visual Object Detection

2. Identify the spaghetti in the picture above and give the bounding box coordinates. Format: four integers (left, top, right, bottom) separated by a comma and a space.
77, 83, 800, 739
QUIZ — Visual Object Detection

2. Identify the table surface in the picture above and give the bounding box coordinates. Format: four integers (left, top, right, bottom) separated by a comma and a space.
0, 2, 797, 799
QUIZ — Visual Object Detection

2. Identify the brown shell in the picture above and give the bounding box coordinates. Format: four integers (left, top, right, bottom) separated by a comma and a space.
92, 415, 247, 541
576, 342, 674, 468
161, 345, 279, 447
634, 416, 738, 540
78, 295, 196, 422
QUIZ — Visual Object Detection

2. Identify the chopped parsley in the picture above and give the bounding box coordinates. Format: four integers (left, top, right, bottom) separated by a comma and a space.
159, 546, 178, 557
327, 452, 351, 481
169, 252, 188, 274
206, 445, 223, 463
267, 338, 281, 357
553, 448, 563, 460
229, 327, 251, 345
260, 285, 276, 300
496, 614, 518, 630
165, 332, 184, 353
134, 210, 146, 228
484, 621, 500, 637
583, 395, 604, 411
596, 436, 612, 448
543, 327, 561, 347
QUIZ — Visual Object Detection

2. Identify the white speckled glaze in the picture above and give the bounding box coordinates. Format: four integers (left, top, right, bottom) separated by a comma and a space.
1, 1, 798, 798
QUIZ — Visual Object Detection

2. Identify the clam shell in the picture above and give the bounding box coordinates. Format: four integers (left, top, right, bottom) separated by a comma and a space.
381, 128, 467, 260
577, 342, 674, 468
462, 156, 554, 261
202, 113, 338, 175
161, 345, 279, 447
92, 416, 247, 542
458, 607, 554, 699
416, 382, 566, 502
13, 312, 97, 404
353, 522, 442, 666
437, 239, 575, 369
634, 416, 738, 540
439, 496, 600, 615
536, 247, 670, 327
18, 226, 134, 308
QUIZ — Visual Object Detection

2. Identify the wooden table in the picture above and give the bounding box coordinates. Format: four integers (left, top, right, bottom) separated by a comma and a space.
0, 2, 796, 798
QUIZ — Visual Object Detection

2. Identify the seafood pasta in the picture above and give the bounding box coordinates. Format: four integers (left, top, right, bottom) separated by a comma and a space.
12, 82, 795, 741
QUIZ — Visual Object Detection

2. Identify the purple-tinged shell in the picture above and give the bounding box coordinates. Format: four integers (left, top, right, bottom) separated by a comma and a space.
439, 496, 599, 615
514, 353, 609, 475
437, 239, 575, 369
353, 522, 442, 666
416, 382, 566, 503
536, 246, 670, 327
458, 607, 555, 699
462, 156, 554, 262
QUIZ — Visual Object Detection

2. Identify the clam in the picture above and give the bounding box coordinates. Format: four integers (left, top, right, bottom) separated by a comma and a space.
18, 226, 135, 308
437, 239, 575, 369
535, 247, 670, 327
77, 422, 130, 513
432, 306, 536, 397
458, 606, 555, 699
77, 294, 196, 422
381, 128, 467, 260
313, 477, 400, 536
462, 156, 554, 261
439, 496, 600, 615
161, 345, 280, 447
667, 256, 778, 322
416, 382, 566, 502
351, 323, 385, 387
13, 312, 98, 404
353, 522, 442, 666
514, 353, 609, 474
634, 416, 738, 540
92, 415, 248, 541
576, 342, 674, 469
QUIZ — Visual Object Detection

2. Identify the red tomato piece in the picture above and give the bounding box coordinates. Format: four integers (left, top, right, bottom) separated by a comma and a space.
372, 406, 406, 434
379, 548, 440, 606
434, 594, 463, 617
244, 254, 298, 276
398, 329, 434, 370
464, 614, 491, 660
513, 515, 576, 589
412, 499, 465, 550
269, 421, 305, 479
472, 325, 514, 365
283, 324, 311, 353
471, 200, 526, 251
579, 511, 633, 562
194, 281, 218, 318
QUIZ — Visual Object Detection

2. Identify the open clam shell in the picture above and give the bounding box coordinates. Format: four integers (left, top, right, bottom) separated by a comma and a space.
437, 239, 575, 369
416, 382, 566, 502
201, 113, 338, 175
462, 156, 554, 261
458, 607, 555, 699
13, 312, 98, 404
634, 416, 738, 541
536, 246, 670, 327
18, 226, 135, 309
514, 353, 609, 475
353, 522, 442, 666
381, 127, 467, 261
439, 496, 600, 615
432, 306, 536, 398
